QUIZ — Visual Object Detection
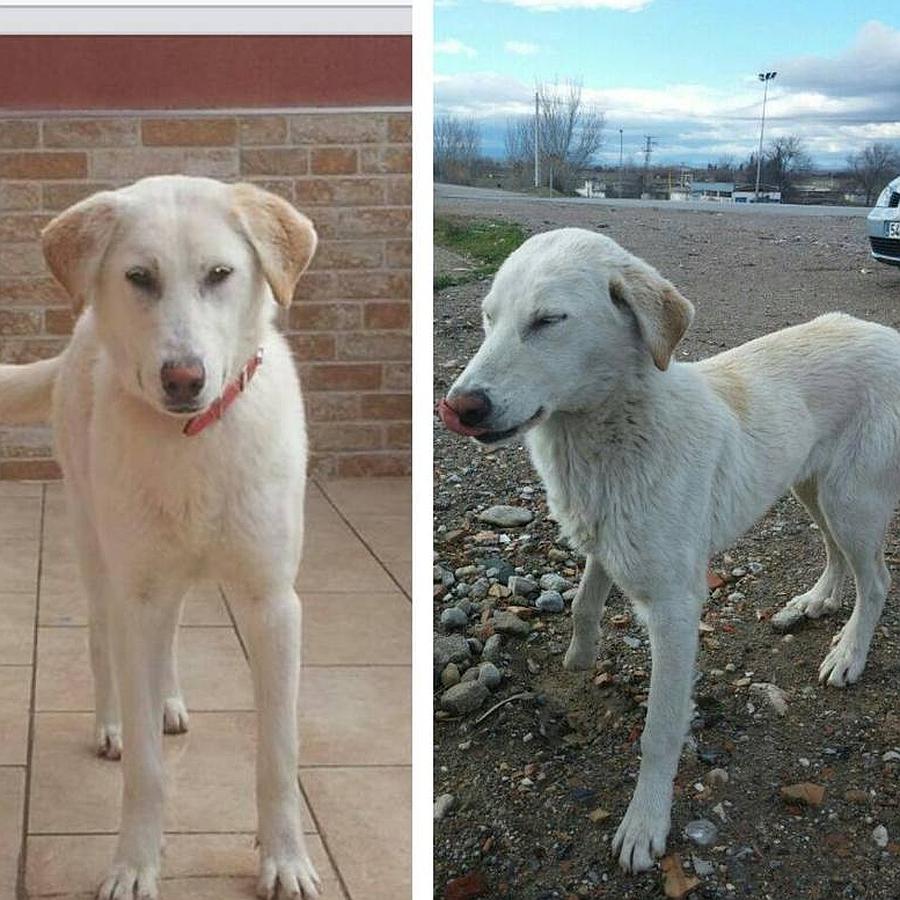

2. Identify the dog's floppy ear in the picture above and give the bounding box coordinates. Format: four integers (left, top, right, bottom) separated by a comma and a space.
231, 183, 317, 307
608, 263, 694, 371
42, 191, 119, 314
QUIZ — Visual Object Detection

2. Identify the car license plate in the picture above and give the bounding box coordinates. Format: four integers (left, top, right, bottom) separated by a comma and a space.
887, 221, 900, 238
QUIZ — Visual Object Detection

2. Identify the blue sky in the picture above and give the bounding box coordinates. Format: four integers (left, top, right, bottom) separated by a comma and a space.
435, 0, 900, 167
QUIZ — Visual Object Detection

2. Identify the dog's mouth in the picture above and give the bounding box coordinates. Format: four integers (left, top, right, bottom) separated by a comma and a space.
161, 400, 205, 417
437, 398, 544, 445
472, 407, 544, 444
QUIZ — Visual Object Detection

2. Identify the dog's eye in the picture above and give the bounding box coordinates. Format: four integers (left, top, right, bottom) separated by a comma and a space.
531, 314, 568, 330
125, 267, 155, 290
206, 265, 233, 286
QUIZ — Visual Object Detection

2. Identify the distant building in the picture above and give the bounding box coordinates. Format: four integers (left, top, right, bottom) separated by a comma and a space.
690, 181, 735, 201
733, 186, 782, 203
575, 179, 607, 199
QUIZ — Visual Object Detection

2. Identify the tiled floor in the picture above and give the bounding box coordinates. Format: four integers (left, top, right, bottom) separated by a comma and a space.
0, 478, 411, 900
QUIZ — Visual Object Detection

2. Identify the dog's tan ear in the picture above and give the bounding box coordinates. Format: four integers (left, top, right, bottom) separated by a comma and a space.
42, 191, 119, 314
231, 183, 317, 307
609, 263, 694, 371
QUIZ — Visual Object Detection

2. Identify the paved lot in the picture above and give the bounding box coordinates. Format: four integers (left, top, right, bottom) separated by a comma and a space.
436, 182, 872, 217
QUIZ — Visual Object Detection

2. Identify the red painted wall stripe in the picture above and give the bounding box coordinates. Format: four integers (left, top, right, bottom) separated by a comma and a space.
0, 36, 411, 110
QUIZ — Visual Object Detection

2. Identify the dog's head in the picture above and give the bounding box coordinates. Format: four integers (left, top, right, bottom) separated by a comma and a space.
42, 175, 317, 418
438, 228, 693, 445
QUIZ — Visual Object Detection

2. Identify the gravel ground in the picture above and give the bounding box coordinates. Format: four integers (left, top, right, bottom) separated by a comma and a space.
433, 195, 900, 900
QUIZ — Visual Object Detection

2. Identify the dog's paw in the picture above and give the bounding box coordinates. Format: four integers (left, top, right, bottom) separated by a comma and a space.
95, 722, 123, 761
819, 629, 867, 687
163, 696, 190, 734
612, 795, 670, 873
562, 639, 597, 672
257, 853, 321, 899
97, 862, 159, 900
772, 589, 841, 631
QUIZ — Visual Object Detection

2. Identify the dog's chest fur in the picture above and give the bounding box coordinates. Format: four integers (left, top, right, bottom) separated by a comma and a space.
527, 409, 672, 594
56, 330, 306, 570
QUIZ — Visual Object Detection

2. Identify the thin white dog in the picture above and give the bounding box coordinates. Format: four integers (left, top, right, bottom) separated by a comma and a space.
0, 176, 320, 898
438, 227, 898, 872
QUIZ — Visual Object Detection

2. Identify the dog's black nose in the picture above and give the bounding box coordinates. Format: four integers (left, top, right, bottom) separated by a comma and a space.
449, 390, 492, 428
160, 358, 205, 405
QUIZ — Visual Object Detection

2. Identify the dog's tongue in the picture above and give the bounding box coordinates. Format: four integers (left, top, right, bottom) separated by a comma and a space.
437, 398, 488, 437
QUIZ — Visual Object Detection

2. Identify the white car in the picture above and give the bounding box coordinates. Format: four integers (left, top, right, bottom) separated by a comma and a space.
867, 175, 900, 266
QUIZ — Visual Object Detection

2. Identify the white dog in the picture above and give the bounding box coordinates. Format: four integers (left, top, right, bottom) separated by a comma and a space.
0, 176, 320, 898
438, 227, 898, 873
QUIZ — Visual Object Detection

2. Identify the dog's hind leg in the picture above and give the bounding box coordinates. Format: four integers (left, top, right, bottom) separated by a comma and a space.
69, 508, 122, 760
612, 587, 703, 872
563, 554, 612, 671
815, 479, 893, 687
772, 478, 847, 629
161, 597, 189, 734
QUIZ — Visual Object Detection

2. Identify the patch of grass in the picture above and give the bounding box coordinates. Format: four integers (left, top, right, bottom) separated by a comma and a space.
434, 217, 528, 289
433, 272, 470, 291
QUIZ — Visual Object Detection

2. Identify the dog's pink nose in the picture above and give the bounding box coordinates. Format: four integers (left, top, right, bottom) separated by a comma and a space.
438, 391, 492, 436
161, 358, 205, 406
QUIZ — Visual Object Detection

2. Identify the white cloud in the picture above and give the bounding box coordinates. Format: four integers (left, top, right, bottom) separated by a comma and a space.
434, 71, 534, 118
436, 70, 898, 165
776, 20, 900, 98
496, 0, 652, 11
505, 40, 540, 55
434, 21, 900, 165
435, 38, 477, 58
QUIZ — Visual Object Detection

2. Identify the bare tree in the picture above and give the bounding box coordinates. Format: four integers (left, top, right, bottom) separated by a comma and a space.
847, 142, 900, 205
762, 135, 812, 199
434, 115, 482, 185
707, 155, 736, 181
504, 80, 605, 193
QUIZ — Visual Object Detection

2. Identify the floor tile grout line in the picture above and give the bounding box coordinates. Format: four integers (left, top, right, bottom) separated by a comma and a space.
16, 483, 46, 900
34, 623, 236, 629
297, 777, 352, 900
218, 582, 354, 899
217, 583, 250, 662
27, 830, 307, 837
313, 478, 410, 603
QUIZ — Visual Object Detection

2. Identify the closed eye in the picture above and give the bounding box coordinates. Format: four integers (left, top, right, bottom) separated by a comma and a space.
205, 265, 233, 286
530, 313, 568, 331
125, 266, 156, 291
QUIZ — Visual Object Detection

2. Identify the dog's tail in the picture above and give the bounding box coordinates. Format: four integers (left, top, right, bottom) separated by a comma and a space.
0, 355, 62, 424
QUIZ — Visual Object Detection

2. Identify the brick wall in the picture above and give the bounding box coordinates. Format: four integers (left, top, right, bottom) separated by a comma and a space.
0, 109, 411, 479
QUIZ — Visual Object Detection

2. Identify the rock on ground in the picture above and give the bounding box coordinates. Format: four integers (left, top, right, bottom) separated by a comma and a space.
441, 681, 489, 716
478, 505, 534, 527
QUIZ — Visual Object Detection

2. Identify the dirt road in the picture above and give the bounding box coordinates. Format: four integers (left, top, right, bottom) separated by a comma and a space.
433, 193, 900, 900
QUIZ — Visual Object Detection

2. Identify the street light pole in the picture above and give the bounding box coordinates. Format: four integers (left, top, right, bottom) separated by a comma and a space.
754, 71, 776, 202
618, 128, 623, 197
533, 90, 540, 189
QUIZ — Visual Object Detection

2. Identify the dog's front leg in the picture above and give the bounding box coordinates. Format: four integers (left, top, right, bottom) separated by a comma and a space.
98, 589, 180, 900
238, 585, 321, 899
563, 554, 612, 670
612, 595, 701, 873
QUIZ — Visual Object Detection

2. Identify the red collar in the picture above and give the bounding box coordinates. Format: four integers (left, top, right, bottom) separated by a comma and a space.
182, 348, 264, 437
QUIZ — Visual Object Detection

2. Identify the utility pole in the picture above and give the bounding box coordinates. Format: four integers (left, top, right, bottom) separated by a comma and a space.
642, 136, 656, 196
618, 128, 623, 197
754, 71, 776, 202
533, 90, 540, 189
643, 135, 656, 169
